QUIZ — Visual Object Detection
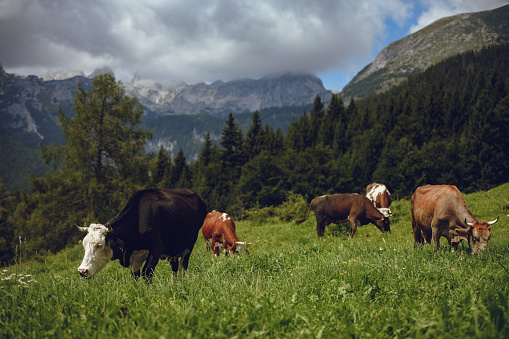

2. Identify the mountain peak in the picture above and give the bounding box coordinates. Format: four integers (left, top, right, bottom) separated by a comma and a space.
343, 4, 509, 98
87, 66, 115, 79
39, 69, 86, 81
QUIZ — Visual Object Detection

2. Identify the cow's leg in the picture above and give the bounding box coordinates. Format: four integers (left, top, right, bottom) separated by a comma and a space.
141, 236, 164, 280
130, 250, 148, 281
169, 257, 180, 276
411, 214, 424, 250
315, 215, 328, 238
178, 248, 192, 277
142, 250, 163, 281
132, 270, 141, 280
213, 233, 223, 257
431, 220, 440, 251
211, 236, 219, 257
348, 217, 358, 239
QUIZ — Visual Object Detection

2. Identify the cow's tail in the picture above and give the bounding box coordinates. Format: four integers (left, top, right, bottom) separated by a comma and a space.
295, 205, 312, 225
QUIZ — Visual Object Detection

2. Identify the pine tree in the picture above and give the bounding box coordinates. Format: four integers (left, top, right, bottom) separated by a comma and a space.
152, 146, 172, 188
320, 94, 344, 146
220, 113, 244, 173
198, 131, 213, 167
244, 110, 264, 160
309, 95, 324, 146
51, 74, 152, 184
285, 116, 305, 151
171, 148, 188, 187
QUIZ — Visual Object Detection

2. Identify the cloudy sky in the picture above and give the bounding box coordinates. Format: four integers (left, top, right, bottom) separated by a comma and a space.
1, 0, 507, 91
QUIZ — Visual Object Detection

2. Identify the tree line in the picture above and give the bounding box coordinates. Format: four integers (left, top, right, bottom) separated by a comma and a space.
1, 44, 509, 265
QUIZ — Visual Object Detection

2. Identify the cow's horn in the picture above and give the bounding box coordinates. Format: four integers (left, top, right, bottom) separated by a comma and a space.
76, 225, 88, 232
487, 217, 499, 225
465, 218, 475, 227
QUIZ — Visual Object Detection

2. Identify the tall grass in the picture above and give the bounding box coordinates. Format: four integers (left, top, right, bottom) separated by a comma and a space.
1, 184, 509, 338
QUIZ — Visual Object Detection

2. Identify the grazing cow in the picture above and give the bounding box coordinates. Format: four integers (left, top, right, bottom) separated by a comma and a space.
202, 211, 250, 256
296, 194, 391, 238
366, 183, 393, 217
77, 188, 207, 280
411, 185, 498, 254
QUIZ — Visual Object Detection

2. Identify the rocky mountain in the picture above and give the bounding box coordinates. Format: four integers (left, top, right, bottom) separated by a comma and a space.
0, 65, 330, 145
126, 73, 331, 116
342, 4, 509, 98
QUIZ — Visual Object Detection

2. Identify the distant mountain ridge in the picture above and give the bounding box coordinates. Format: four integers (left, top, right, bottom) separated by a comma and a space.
342, 4, 509, 98
0, 64, 332, 142
127, 73, 332, 116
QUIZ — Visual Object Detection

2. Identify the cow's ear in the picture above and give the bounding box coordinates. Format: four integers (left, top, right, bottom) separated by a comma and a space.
455, 227, 471, 237
106, 234, 124, 257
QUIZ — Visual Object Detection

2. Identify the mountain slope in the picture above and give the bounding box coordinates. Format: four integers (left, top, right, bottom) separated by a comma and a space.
342, 4, 509, 98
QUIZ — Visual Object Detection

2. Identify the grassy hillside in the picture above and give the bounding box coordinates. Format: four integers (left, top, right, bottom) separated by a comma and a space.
2, 184, 509, 338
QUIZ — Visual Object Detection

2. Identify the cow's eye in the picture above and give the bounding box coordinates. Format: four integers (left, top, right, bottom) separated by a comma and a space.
96, 244, 103, 249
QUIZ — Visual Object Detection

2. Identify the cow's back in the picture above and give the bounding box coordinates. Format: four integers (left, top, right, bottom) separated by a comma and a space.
411, 185, 473, 228
157, 189, 207, 254
366, 183, 392, 208
110, 188, 207, 256
202, 211, 222, 240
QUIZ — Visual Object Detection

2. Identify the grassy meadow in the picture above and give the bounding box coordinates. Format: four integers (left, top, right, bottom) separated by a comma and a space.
1, 184, 509, 338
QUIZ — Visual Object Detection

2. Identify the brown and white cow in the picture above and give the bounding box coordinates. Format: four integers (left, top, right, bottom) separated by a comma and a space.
411, 185, 498, 254
202, 211, 250, 256
366, 183, 393, 217
296, 193, 391, 238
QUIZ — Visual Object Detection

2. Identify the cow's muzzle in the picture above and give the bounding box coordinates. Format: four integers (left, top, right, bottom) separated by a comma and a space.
78, 268, 91, 279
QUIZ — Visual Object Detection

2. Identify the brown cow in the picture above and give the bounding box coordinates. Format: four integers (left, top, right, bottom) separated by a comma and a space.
202, 211, 250, 256
366, 183, 393, 217
411, 185, 498, 254
296, 194, 391, 238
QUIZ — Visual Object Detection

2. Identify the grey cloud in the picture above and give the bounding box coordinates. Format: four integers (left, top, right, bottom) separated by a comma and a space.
0, 0, 505, 85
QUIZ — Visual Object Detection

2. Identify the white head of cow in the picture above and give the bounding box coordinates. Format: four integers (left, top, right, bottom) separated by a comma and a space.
77, 224, 113, 278
234, 241, 252, 255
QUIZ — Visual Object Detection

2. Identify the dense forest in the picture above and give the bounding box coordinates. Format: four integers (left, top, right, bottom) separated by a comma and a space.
1, 44, 508, 265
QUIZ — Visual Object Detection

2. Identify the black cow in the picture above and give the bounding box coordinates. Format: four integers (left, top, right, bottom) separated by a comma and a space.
78, 188, 207, 280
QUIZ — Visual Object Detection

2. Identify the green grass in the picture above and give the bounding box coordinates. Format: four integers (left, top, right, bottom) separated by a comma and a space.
2, 184, 509, 338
